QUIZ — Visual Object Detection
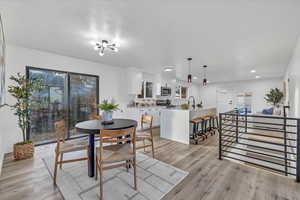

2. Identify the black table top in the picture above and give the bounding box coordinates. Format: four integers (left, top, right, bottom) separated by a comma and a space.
75, 118, 138, 134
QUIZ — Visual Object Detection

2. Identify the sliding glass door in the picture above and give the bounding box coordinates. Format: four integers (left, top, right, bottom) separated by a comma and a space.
27, 69, 67, 142
27, 67, 99, 144
69, 74, 98, 136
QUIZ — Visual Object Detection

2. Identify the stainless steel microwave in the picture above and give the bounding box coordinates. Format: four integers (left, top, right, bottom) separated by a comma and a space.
161, 87, 171, 96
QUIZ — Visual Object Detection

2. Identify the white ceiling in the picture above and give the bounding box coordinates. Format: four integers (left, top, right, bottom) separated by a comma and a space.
1, 0, 300, 83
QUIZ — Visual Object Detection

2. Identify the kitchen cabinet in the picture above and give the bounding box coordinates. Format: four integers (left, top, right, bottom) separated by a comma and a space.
138, 81, 154, 99
127, 69, 143, 94
116, 107, 162, 130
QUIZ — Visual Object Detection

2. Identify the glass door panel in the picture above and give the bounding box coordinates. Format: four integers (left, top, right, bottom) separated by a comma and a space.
69, 74, 98, 136
28, 69, 67, 143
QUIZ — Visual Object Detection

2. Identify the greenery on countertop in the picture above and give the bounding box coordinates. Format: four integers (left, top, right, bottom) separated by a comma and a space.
97, 99, 119, 111
180, 104, 189, 110
264, 88, 284, 107
197, 102, 203, 108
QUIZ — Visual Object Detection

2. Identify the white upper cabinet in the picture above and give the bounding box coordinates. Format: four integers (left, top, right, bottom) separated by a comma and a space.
126, 69, 143, 94
154, 74, 162, 96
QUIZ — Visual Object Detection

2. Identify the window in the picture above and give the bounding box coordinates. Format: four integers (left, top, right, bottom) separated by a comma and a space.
26, 67, 99, 144
138, 81, 153, 99
181, 87, 188, 99
175, 85, 188, 99
145, 81, 153, 98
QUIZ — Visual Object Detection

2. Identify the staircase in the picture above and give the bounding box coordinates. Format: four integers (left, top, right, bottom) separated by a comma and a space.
219, 109, 299, 180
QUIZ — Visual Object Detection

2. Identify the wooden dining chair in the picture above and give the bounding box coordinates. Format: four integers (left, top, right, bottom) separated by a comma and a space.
95, 127, 137, 200
89, 114, 102, 140
136, 115, 155, 158
53, 120, 89, 185
90, 114, 102, 120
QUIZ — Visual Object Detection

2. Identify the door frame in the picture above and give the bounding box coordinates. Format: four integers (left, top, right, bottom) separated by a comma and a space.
26, 66, 99, 145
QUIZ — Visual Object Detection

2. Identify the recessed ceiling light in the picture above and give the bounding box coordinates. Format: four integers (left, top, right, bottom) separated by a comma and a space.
164, 67, 174, 72
251, 70, 256, 73
193, 76, 198, 79
255, 75, 261, 79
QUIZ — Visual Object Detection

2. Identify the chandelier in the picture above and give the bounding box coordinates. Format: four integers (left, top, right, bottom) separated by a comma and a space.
93, 40, 119, 56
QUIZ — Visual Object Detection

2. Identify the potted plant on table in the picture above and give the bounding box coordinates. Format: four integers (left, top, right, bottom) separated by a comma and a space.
1, 73, 42, 160
264, 88, 284, 115
97, 99, 119, 124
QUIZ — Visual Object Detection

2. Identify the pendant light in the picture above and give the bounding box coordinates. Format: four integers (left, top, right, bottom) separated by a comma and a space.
187, 58, 192, 83
203, 65, 208, 86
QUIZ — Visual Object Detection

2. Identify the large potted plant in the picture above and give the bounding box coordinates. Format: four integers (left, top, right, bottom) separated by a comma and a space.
264, 88, 284, 115
97, 99, 119, 124
2, 73, 42, 160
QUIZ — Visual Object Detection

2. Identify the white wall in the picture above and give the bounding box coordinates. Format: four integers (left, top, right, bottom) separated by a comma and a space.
199, 78, 282, 113
0, 44, 130, 156
0, 133, 3, 175
284, 37, 300, 118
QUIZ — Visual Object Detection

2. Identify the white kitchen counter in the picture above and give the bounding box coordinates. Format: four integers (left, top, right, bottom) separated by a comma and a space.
160, 107, 217, 144
114, 106, 164, 130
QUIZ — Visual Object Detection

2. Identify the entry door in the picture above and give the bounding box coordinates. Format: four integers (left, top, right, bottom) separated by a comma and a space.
217, 90, 234, 113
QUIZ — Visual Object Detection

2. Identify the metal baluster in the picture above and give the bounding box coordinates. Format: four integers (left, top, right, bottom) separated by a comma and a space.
297, 119, 300, 182
245, 108, 248, 133
219, 113, 222, 160
236, 109, 239, 143
284, 114, 288, 176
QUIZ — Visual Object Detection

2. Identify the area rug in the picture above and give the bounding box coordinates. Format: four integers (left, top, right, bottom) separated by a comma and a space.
43, 152, 188, 200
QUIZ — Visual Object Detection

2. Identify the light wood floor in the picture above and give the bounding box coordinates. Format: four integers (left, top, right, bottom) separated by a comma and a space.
1, 128, 300, 200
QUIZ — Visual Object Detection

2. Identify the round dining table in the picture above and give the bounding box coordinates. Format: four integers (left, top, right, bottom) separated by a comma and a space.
75, 118, 138, 177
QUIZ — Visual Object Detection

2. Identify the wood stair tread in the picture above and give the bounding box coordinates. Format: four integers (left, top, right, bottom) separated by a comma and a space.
247, 135, 283, 145
246, 152, 286, 165
247, 145, 284, 156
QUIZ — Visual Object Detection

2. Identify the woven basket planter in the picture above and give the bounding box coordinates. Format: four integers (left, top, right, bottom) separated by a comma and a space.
13, 142, 34, 160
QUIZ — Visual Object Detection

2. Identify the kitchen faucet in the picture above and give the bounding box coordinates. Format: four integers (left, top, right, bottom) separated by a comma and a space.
188, 96, 195, 109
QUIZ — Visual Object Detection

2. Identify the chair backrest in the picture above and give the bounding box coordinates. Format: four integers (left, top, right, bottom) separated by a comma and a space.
90, 114, 102, 120
141, 115, 153, 130
99, 127, 136, 146
54, 120, 67, 142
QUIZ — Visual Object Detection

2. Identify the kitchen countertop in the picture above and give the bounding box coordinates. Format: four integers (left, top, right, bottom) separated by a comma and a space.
126, 106, 166, 109
162, 107, 215, 111
160, 107, 217, 144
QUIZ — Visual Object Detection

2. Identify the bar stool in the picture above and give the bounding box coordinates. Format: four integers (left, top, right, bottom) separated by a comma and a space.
201, 115, 211, 138
190, 117, 204, 144
190, 118, 200, 141
196, 117, 207, 142
207, 114, 216, 136
211, 114, 219, 132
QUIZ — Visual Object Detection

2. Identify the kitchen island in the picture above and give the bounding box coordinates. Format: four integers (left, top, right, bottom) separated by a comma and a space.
160, 107, 217, 144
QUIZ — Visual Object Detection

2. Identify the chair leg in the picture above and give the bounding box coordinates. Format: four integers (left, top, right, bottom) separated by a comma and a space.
133, 158, 137, 190
59, 153, 64, 169
100, 163, 103, 200
95, 156, 98, 180
126, 161, 129, 172
53, 153, 59, 185
151, 138, 155, 158
143, 139, 146, 152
